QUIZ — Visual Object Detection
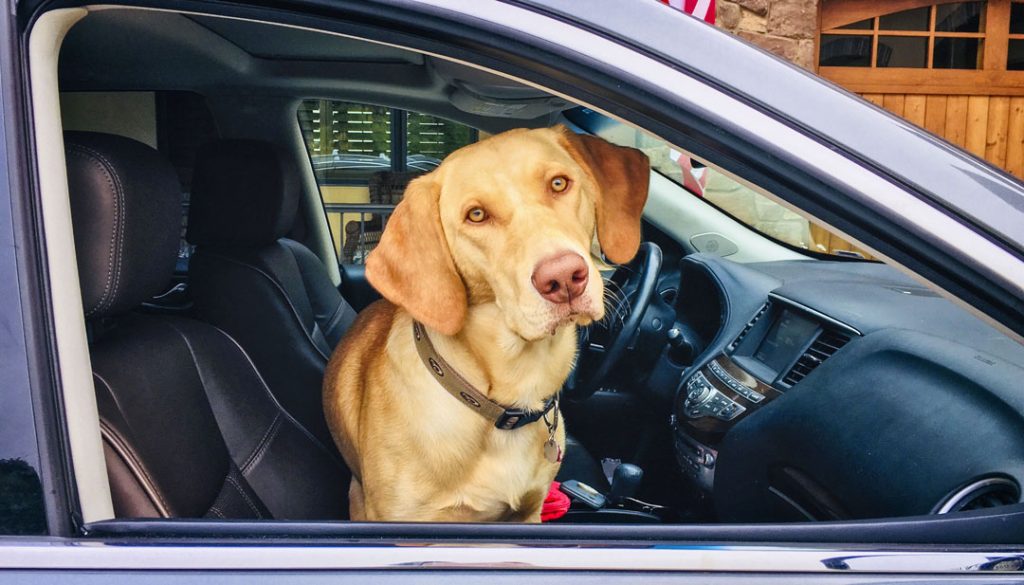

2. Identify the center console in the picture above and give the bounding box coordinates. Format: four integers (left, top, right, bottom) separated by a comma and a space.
672, 294, 859, 491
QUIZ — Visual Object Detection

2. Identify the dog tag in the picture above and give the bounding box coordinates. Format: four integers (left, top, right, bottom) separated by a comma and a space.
544, 438, 563, 463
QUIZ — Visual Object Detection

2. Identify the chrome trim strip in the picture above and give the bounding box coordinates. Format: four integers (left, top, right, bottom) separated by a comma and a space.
1, 540, 1023, 573
936, 477, 1021, 515
767, 293, 863, 337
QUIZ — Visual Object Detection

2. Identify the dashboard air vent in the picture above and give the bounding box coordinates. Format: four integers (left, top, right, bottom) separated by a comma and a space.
780, 328, 852, 387
935, 477, 1021, 514
728, 300, 771, 351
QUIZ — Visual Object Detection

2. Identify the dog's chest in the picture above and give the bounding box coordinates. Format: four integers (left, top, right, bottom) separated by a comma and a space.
451, 424, 562, 517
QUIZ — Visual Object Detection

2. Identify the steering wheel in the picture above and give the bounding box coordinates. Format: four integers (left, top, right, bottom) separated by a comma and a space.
565, 242, 663, 401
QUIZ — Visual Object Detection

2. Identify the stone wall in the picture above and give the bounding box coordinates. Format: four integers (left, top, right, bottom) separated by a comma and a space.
716, 0, 819, 70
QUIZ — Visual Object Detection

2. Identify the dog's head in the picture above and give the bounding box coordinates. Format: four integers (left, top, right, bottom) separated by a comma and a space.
365, 126, 649, 340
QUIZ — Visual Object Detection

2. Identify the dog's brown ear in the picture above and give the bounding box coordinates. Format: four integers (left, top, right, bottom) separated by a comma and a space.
365, 175, 467, 335
558, 127, 650, 264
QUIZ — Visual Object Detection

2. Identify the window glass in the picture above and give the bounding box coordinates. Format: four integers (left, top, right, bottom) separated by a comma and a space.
566, 108, 869, 258
934, 37, 982, 68
1009, 39, 1024, 69
407, 112, 475, 167
299, 100, 392, 184
819, 35, 873, 67
879, 7, 930, 31
877, 36, 928, 67
298, 100, 478, 262
1012, 1, 1024, 34
820, 2, 987, 70
935, 2, 984, 32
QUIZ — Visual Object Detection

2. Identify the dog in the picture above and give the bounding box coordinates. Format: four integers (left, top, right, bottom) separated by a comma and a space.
323, 125, 649, 522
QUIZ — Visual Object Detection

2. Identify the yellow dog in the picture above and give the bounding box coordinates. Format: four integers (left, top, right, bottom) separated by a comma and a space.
323, 126, 649, 521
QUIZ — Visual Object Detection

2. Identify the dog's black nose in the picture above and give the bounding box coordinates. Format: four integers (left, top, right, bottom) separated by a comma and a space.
532, 251, 588, 304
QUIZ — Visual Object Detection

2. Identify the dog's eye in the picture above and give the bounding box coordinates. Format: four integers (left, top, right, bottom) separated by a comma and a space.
550, 176, 570, 193
466, 207, 488, 223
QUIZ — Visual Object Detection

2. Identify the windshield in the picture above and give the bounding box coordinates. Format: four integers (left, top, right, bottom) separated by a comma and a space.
566, 108, 873, 259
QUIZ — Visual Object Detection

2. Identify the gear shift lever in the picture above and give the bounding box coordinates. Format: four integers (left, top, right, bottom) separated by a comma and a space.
609, 463, 643, 504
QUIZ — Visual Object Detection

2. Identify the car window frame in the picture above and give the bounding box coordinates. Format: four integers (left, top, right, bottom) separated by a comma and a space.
15, 0, 1024, 562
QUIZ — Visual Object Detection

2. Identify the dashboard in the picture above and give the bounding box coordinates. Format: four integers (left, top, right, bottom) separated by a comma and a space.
659, 254, 1024, 522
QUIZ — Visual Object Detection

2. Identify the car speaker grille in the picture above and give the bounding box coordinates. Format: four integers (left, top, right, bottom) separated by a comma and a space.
934, 477, 1021, 514
728, 301, 771, 351
780, 328, 852, 388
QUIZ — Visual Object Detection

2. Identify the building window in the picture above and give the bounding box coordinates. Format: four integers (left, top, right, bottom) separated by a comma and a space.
1009, 0, 1024, 68
820, 2, 987, 70
297, 100, 479, 263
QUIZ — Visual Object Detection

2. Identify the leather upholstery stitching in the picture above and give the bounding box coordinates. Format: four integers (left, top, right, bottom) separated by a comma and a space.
207, 506, 226, 519
201, 250, 331, 361
67, 146, 126, 317
241, 413, 281, 474
224, 473, 263, 519
207, 324, 343, 464
99, 420, 172, 517
321, 301, 347, 334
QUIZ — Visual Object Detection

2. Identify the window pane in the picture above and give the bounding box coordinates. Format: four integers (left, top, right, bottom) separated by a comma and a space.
933, 37, 982, 68
879, 7, 930, 31
819, 34, 872, 67
877, 36, 928, 67
566, 108, 862, 256
1012, 1, 1024, 34
1008, 39, 1024, 69
935, 2, 985, 33
298, 100, 393, 184
836, 18, 873, 30
406, 112, 476, 170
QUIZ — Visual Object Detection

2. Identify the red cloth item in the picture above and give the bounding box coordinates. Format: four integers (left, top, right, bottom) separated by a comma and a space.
541, 481, 571, 522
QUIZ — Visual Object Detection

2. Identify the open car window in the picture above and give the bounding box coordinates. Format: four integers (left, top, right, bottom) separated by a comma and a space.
20, 2, 1024, 565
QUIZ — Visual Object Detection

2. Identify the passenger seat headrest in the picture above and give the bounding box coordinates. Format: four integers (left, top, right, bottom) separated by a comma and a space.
187, 140, 299, 247
65, 132, 182, 320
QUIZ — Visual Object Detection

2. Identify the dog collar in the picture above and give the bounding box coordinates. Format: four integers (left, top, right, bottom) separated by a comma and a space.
412, 321, 557, 431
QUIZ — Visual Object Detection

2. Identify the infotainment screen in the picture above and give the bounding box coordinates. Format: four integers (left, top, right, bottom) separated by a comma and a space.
753, 309, 818, 374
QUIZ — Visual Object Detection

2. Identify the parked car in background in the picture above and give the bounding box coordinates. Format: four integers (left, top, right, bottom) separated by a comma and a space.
2, 0, 1024, 582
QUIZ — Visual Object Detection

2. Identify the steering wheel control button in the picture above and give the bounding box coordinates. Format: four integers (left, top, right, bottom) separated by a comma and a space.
708, 360, 764, 403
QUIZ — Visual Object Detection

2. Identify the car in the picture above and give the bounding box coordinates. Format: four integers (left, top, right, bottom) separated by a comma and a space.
2, 0, 1024, 582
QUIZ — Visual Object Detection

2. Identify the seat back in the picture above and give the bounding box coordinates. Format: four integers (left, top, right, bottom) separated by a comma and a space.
187, 140, 356, 448
67, 132, 348, 519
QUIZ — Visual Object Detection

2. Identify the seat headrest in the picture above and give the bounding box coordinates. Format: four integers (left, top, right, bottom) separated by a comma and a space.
186, 140, 299, 247
65, 132, 182, 320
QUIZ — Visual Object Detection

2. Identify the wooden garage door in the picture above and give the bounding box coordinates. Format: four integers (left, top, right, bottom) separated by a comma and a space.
819, 0, 1024, 179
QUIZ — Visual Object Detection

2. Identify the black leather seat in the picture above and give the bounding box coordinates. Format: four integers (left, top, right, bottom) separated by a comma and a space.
67, 132, 349, 520
186, 139, 610, 493
186, 140, 356, 449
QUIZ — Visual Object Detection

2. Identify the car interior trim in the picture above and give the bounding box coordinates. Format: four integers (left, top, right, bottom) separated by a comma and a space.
27, 5, 114, 524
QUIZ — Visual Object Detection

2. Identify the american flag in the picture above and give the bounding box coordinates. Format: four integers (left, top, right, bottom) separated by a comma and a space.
660, 0, 716, 24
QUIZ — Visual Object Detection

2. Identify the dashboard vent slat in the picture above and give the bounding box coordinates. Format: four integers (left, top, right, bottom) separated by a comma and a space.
729, 300, 771, 351
780, 328, 852, 388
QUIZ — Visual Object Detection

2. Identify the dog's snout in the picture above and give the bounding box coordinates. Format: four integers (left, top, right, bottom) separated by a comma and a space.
531, 251, 589, 304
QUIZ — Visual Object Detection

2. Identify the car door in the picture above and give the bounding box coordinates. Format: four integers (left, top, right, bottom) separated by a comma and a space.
3, 0, 1024, 582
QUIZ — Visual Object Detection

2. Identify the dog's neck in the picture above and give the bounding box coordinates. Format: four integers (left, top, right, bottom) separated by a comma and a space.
424, 303, 577, 411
